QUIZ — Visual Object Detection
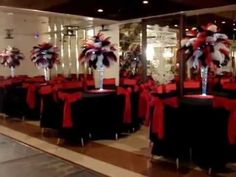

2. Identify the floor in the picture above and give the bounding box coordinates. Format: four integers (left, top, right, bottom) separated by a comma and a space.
0, 116, 236, 177
0, 134, 105, 177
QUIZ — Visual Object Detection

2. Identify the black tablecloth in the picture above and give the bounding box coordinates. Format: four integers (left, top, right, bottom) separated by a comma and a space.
151, 94, 231, 170
40, 91, 125, 140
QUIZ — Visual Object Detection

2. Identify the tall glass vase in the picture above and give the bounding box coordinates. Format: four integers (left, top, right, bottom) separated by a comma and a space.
10, 66, 15, 78
44, 68, 50, 81
98, 65, 104, 90
201, 66, 208, 96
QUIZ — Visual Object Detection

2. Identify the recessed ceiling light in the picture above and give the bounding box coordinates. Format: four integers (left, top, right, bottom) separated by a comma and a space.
97, 9, 103, 13
233, 28, 236, 31
174, 24, 178, 27
185, 28, 189, 31
221, 21, 226, 24
233, 23, 235, 26
143, 0, 149, 4
7, 12, 14, 15
87, 17, 94, 21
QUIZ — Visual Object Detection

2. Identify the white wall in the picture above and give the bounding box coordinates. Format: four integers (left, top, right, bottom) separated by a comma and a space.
0, 12, 120, 82
0, 13, 50, 77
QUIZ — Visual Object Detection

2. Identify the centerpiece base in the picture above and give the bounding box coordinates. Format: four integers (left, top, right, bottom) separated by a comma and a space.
86, 89, 115, 94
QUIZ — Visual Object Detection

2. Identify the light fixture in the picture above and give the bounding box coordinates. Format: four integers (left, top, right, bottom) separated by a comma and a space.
221, 21, 226, 24
174, 24, 178, 27
185, 28, 189, 31
97, 9, 103, 13
7, 12, 14, 16
176, 63, 180, 68
5, 29, 14, 39
143, 0, 149, 4
63, 25, 79, 36
233, 23, 235, 26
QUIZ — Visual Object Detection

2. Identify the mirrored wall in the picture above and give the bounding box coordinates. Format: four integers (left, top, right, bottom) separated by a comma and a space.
140, 5, 236, 85
142, 15, 180, 84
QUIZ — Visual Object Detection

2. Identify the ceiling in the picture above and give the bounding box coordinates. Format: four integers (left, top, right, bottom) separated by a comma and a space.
0, 0, 235, 20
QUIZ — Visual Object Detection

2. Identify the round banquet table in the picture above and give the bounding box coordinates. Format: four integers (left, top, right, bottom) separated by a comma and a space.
151, 94, 231, 170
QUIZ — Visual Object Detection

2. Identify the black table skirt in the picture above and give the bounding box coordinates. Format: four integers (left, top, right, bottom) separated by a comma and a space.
151, 95, 231, 169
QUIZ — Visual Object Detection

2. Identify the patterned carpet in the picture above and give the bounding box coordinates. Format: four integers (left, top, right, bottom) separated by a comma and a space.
0, 134, 105, 177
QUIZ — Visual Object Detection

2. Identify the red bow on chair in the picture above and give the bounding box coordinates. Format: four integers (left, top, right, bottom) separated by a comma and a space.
25, 84, 37, 109
138, 90, 152, 120
145, 96, 179, 140
117, 87, 132, 124
58, 92, 83, 128
213, 96, 236, 145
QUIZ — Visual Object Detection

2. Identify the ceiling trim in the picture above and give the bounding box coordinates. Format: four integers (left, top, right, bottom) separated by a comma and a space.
0, 5, 118, 24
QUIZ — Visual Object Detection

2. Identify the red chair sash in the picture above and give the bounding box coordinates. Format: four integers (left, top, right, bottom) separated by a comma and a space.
39, 85, 53, 95
122, 79, 137, 86
165, 83, 177, 93
58, 92, 83, 128
25, 84, 37, 109
184, 80, 200, 89
0, 80, 12, 88
138, 90, 152, 119
213, 96, 236, 144
117, 87, 132, 124
220, 78, 231, 85
150, 97, 165, 139
222, 82, 236, 90
155, 85, 165, 94
38, 85, 54, 114
63, 81, 83, 89
86, 80, 95, 87
30, 77, 45, 83
103, 78, 116, 85
162, 97, 179, 108
146, 96, 179, 140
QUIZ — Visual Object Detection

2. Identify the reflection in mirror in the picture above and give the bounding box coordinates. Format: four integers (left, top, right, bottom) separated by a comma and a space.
146, 22, 179, 85
185, 9, 236, 80
119, 23, 143, 79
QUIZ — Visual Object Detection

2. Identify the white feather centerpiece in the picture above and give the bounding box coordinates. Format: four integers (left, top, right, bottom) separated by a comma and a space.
79, 33, 117, 90
181, 24, 230, 95
31, 43, 60, 81
0, 46, 24, 77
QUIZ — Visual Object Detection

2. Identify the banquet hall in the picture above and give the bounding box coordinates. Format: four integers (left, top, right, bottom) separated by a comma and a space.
0, 1, 236, 177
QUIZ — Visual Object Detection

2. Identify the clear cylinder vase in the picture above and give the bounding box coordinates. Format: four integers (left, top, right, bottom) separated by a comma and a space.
98, 65, 104, 90
201, 66, 208, 96
10, 66, 15, 78
44, 68, 50, 81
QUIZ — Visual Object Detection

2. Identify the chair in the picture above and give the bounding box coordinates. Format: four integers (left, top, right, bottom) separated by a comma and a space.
85, 80, 95, 90
103, 78, 116, 89
39, 86, 62, 130
150, 96, 190, 169
184, 80, 201, 94
57, 91, 85, 146
2, 84, 28, 119
181, 97, 230, 172
80, 92, 124, 140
